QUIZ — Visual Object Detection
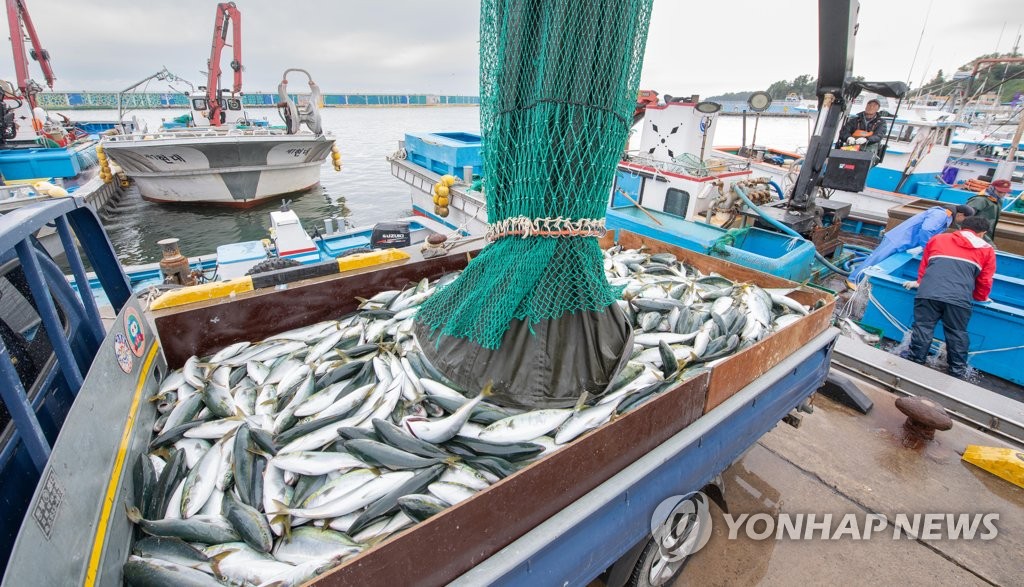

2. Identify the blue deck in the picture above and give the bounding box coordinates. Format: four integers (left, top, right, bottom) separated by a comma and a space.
605, 207, 818, 282
0, 145, 90, 181
860, 250, 1024, 384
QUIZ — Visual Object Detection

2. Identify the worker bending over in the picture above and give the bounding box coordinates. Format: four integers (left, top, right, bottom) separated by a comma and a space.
900, 216, 995, 379
848, 205, 974, 286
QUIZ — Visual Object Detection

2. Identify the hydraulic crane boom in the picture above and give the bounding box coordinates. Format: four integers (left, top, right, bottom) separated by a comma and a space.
206, 1, 242, 127
6, 0, 55, 108
786, 0, 858, 213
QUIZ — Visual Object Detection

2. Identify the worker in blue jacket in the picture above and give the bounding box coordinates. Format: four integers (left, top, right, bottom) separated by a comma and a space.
848, 205, 975, 287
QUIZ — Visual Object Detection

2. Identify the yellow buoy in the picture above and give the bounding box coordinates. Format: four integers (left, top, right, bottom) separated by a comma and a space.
435, 184, 449, 198
438, 206, 450, 218
441, 174, 456, 187
437, 196, 449, 207
963, 445, 1024, 489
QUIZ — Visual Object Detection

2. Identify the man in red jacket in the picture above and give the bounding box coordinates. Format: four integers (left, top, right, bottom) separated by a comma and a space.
900, 216, 996, 378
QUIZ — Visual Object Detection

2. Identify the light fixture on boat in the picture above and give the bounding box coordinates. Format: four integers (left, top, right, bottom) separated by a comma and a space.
747, 91, 772, 113
695, 101, 722, 114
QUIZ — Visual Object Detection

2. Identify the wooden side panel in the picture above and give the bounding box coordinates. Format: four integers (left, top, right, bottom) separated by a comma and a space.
152, 250, 472, 368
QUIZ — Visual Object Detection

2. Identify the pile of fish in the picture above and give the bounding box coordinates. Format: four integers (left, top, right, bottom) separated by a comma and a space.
124, 247, 813, 586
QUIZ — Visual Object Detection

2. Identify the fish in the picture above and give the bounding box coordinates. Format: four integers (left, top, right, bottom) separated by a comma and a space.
223, 492, 274, 553
402, 385, 491, 444
126, 506, 240, 544
122, 555, 221, 587
476, 409, 573, 445
272, 526, 362, 565
126, 249, 807, 585
397, 493, 449, 522
132, 536, 211, 573
271, 451, 366, 476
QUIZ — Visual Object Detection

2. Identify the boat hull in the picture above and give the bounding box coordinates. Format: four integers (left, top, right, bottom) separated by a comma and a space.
102, 133, 334, 206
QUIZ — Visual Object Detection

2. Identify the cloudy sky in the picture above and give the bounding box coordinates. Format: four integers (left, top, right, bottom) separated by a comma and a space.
14, 0, 1023, 96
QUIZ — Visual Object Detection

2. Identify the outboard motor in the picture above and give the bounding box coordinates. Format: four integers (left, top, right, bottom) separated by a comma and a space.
370, 222, 411, 249
0, 101, 17, 143
277, 68, 323, 135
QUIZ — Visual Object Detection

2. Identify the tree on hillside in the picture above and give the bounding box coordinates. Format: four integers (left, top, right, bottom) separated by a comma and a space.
766, 74, 818, 100
706, 91, 755, 101
927, 69, 945, 86
954, 52, 1024, 101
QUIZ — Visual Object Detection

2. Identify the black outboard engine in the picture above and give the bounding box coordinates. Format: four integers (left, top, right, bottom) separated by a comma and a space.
0, 102, 16, 143
370, 222, 411, 249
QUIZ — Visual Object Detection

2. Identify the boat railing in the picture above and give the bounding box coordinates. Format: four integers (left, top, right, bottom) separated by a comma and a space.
103, 127, 295, 142
0, 198, 130, 472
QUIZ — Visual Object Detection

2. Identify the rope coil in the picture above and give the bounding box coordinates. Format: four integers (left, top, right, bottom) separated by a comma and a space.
485, 216, 607, 242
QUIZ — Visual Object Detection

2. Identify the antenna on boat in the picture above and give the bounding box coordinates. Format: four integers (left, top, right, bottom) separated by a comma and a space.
903, 0, 933, 89
279, 199, 292, 212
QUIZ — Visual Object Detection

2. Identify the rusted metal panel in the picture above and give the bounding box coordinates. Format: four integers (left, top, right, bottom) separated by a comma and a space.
313, 370, 708, 586
887, 200, 1024, 255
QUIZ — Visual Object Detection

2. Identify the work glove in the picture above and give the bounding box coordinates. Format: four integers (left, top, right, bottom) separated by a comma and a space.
902, 280, 919, 290
855, 137, 868, 145
845, 137, 856, 145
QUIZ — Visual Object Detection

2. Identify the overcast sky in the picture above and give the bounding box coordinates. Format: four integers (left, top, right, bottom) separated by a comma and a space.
14, 0, 1023, 96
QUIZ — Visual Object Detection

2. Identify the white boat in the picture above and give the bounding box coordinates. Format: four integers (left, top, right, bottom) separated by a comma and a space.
100, 126, 334, 207
99, 4, 337, 207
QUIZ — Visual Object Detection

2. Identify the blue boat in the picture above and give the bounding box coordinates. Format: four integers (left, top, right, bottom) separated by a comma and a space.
70, 209, 455, 307
860, 249, 1024, 385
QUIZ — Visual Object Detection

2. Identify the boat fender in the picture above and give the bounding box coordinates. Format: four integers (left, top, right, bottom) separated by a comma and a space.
331, 144, 342, 172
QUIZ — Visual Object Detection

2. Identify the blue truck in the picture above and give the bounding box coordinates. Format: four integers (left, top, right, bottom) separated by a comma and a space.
0, 197, 837, 586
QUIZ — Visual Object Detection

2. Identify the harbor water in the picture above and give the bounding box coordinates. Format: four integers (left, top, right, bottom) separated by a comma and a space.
70, 108, 813, 264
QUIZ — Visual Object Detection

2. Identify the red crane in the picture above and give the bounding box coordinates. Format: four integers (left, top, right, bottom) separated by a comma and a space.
205, 2, 242, 127
6, 0, 55, 109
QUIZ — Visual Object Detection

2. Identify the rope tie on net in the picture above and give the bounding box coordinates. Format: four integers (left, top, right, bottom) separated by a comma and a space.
485, 216, 607, 242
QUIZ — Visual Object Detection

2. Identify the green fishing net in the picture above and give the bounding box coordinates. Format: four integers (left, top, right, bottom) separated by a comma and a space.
415, 0, 654, 349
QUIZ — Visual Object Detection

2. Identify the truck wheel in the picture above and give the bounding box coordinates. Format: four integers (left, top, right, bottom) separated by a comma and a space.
245, 257, 301, 276
626, 493, 712, 587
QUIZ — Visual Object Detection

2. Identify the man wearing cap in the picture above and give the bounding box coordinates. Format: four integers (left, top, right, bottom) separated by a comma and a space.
838, 98, 887, 165
848, 204, 975, 286
966, 179, 1012, 241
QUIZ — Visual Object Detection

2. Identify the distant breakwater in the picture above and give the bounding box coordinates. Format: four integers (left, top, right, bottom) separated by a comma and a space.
38, 92, 479, 110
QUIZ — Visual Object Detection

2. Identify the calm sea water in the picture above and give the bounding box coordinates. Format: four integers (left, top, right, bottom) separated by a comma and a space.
70, 108, 812, 264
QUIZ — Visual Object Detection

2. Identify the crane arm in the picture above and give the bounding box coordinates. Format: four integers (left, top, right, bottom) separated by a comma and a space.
7, 0, 55, 108
206, 2, 242, 127
787, 0, 859, 212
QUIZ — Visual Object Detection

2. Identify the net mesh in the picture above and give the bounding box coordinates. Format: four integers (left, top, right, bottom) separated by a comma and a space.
416, 0, 654, 349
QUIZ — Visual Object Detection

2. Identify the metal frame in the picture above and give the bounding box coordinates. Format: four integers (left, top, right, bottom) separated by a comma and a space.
0, 198, 130, 471
452, 328, 838, 586
831, 337, 1024, 447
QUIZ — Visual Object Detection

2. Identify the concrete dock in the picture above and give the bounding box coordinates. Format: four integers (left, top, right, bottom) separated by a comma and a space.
681, 377, 1023, 586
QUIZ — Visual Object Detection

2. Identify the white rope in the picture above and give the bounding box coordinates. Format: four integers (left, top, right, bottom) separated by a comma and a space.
867, 289, 911, 336
967, 344, 1024, 356
485, 215, 606, 242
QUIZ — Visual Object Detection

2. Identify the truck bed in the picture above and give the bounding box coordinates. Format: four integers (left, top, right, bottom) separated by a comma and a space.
3, 230, 835, 586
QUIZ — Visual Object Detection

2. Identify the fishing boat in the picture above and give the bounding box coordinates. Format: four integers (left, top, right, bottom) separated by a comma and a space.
70, 201, 466, 312
0, 0, 107, 201
100, 3, 337, 207
946, 133, 1024, 190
